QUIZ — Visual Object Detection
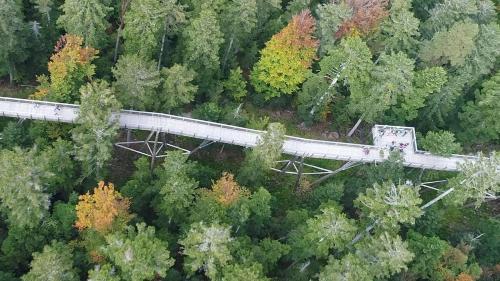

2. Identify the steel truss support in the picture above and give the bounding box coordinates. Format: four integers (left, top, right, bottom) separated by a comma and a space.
189, 139, 216, 155
272, 157, 363, 189
115, 129, 190, 169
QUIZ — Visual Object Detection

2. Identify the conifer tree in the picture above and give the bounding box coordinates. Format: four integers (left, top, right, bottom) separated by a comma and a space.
251, 9, 318, 98
0, 0, 27, 84
21, 241, 78, 281
71, 80, 121, 178
57, 0, 113, 48
159, 64, 198, 112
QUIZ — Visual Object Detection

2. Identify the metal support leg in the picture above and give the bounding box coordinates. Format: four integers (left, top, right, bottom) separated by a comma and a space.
280, 156, 299, 174
150, 130, 160, 170
310, 161, 361, 187
189, 139, 216, 155
294, 156, 305, 191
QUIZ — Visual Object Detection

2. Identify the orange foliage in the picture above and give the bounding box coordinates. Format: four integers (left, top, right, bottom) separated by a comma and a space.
455, 273, 474, 281
75, 181, 131, 233
210, 172, 249, 206
336, 0, 389, 38
32, 34, 98, 100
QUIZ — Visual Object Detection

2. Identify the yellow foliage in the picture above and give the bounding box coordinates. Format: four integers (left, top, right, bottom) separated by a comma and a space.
75, 181, 131, 233
210, 172, 249, 206
455, 273, 474, 281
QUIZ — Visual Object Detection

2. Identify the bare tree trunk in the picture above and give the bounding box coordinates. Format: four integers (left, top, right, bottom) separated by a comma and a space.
347, 115, 364, 137
157, 19, 168, 71
8, 63, 13, 85
222, 35, 234, 72
113, 28, 122, 63
46, 12, 51, 25
309, 63, 346, 117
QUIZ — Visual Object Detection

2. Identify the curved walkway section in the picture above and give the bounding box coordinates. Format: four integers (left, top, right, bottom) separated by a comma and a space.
0, 97, 477, 171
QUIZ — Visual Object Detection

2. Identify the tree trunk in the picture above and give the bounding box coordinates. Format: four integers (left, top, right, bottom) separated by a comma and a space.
113, 27, 122, 63
46, 12, 51, 25
222, 35, 234, 72
347, 115, 364, 137
157, 19, 169, 71
8, 63, 13, 85
309, 63, 346, 117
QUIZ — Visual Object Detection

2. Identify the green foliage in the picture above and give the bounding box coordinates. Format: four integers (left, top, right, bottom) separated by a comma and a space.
421, 130, 462, 156
121, 157, 156, 217
112, 54, 161, 110
159, 64, 198, 112
0, 148, 51, 228
21, 241, 78, 281
379, 0, 420, 54
87, 264, 121, 281
40, 139, 76, 194
355, 181, 422, 230
407, 230, 451, 281
71, 80, 121, 178
0, 0, 27, 82
223, 67, 247, 102
123, 0, 185, 59
302, 204, 357, 258
316, 1, 352, 52
0, 121, 30, 149
239, 123, 285, 186
420, 20, 479, 67
459, 71, 500, 144
319, 254, 372, 281
251, 10, 318, 98
103, 223, 174, 281
222, 263, 269, 281
183, 8, 224, 90
447, 152, 499, 208
180, 222, 233, 279
155, 150, 198, 222
57, 0, 113, 48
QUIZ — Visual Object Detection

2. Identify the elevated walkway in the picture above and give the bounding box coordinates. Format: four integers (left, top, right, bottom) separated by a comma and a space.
0, 97, 478, 171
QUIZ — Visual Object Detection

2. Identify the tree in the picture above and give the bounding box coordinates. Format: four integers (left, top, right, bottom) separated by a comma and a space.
0, 0, 27, 84
421, 131, 462, 156
355, 181, 423, 230
223, 67, 247, 102
251, 9, 318, 98
305, 35, 372, 125
210, 172, 250, 206
180, 222, 233, 279
0, 148, 51, 228
103, 223, 174, 281
87, 264, 121, 281
32, 35, 98, 102
71, 80, 121, 178
316, 1, 352, 52
21, 241, 78, 281
238, 123, 285, 186
419, 20, 479, 67
378, 0, 420, 54
222, 263, 269, 281
159, 64, 198, 112
183, 8, 224, 91
155, 150, 198, 222
349, 52, 414, 136
459, 72, 500, 144
40, 139, 76, 194
336, 0, 389, 38
221, 0, 258, 69
356, 232, 414, 278
447, 152, 499, 208
75, 181, 131, 233
422, 0, 478, 35
319, 254, 372, 281
302, 204, 357, 258
32, 0, 54, 24
112, 54, 161, 110
123, 0, 185, 60
57, 0, 113, 48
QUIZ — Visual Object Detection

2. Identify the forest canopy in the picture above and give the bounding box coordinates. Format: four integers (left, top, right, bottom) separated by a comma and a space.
0, 0, 499, 280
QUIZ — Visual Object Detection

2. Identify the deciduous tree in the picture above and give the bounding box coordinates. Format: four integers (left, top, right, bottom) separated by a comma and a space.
57, 0, 113, 48
75, 181, 131, 233
223, 67, 247, 102
180, 222, 233, 279
32, 35, 98, 102
251, 9, 318, 98
336, 0, 389, 38
71, 80, 121, 177
103, 223, 174, 281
